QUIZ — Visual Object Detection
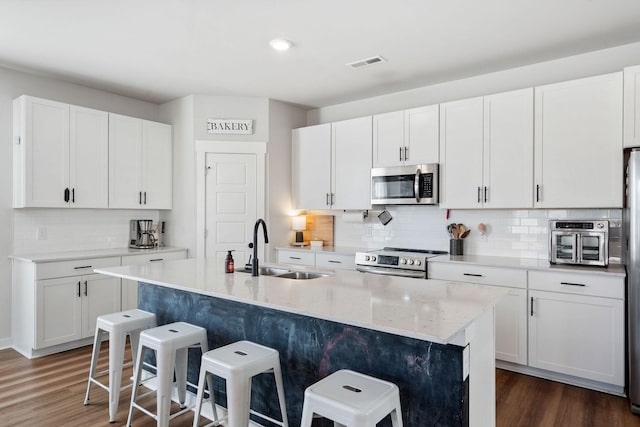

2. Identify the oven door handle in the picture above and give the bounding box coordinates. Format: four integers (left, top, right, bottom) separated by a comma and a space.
415, 168, 421, 203
356, 265, 425, 279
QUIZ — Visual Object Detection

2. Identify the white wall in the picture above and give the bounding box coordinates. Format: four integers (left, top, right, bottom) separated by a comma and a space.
308, 41, 640, 124
267, 100, 307, 261
0, 66, 163, 348
158, 95, 196, 255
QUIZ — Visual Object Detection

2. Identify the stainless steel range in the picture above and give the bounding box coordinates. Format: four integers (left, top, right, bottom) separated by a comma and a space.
355, 247, 448, 278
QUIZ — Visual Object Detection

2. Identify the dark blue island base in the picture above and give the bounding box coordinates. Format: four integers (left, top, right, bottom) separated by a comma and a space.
139, 282, 469, 427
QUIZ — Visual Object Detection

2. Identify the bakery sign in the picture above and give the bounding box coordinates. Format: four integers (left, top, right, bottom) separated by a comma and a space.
207, 119, 254, 135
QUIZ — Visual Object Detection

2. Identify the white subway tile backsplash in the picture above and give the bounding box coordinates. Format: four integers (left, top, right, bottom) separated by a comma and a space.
13, 209, 160, 255
334, 207, 622, 260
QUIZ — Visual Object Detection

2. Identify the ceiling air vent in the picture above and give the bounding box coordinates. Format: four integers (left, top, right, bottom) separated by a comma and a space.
346, 56, 387, 69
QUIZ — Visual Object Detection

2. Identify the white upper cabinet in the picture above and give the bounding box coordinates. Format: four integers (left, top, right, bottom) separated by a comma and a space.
292, 123, 332, 210
483, 88, 534, 208
292, 117, 372, 210
440, 89, 534, 209
624, 65, 640, 148
534, 72, 623, 208
109, 113, 173, 209
439, 96, 484, 208
373, 105, 439, 167
69, 105, 109, 208
13, 95, 108, 208
332, 116, 372, 210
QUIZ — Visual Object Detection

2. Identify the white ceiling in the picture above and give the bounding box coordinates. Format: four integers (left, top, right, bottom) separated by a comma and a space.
2, 0, 640, 109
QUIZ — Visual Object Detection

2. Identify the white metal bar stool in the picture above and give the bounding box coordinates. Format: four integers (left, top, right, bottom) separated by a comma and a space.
84, 308, 157, 423
126, 321, 212, 427
300, 369, 403, 427
192, 340, 289, 427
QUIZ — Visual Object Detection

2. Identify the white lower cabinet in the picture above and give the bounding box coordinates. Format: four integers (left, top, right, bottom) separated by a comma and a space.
276, 249, 356, 271
36, 273, 120, 348
428, 262, 527, 365
121, 250, 187, 310
528, 271, 625, 387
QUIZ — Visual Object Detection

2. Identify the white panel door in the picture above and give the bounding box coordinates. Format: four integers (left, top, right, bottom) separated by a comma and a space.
142, 120, 173, 209
495, 287, 528, 365
109, 113, 143, 208
24, 96, 70, 207
439, 97, 484, 208
332, 116, 372, 210
373, 111, 404, 167
292, 123, 331, 210
405, 105, 439, 165
82, 274, 121, 338
624, 65, 640, 148
36, 277, 82, 349
483, 88, 534, 208
70, 105, 109, 208
205, 153, 257, 266
534, 72, 623, 208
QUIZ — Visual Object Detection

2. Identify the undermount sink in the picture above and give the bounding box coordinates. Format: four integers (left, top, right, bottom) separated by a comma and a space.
276, 271, 331, 280
255, 266, 292, 276
239, 265, 331, 280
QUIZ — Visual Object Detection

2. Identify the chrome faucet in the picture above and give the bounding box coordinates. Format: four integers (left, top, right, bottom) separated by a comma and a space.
252, 218, 269, 276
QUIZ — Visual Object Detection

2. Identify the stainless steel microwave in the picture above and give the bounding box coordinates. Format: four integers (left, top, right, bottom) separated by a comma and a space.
371, 164, 439, 205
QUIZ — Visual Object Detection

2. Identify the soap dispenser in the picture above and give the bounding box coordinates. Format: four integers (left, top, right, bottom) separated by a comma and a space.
225, 250, 235, 273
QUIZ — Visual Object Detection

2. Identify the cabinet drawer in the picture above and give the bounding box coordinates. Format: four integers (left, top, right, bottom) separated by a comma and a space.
315, 253, 356, 270
36, 257, 121, 280
428, 262, 527, 288
528, 270, 624, 299
122, 250, 187, 266
277, 250, 315, 266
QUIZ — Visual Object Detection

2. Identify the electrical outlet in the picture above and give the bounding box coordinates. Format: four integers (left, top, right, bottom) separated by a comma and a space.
36, 227, 47, 240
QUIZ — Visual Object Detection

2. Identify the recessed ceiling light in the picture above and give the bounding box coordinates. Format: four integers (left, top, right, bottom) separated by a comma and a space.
270, 38, 293, 51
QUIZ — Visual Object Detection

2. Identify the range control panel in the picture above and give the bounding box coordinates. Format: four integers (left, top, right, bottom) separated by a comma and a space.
355, 252, 427, 272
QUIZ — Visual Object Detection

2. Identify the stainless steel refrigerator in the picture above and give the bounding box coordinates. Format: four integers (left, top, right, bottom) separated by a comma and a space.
627, 149, 640, 412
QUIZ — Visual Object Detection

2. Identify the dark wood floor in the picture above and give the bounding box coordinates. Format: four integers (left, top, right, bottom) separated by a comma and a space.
1, 343, 640, 426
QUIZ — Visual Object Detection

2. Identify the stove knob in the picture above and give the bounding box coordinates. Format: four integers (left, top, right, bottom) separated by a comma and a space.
400, 258, 407, 265
364, 255, 370, 261
371, 256, 377, 262
408, 259, 414, 265
415, 259, 422, 266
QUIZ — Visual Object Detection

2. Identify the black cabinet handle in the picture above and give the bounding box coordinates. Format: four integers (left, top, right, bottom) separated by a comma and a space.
64, 188, 70, 202
326, 193, 330, 206
73, 265, 92, 270
463, 273, 483, 277
560, 281, 586, 287
477, 186, 481, 203
144, 192, 147, 204
399, 146, 403, 162
536, 184, 540, 202
139, 191, 142, 204
530, 296, 534, 316
289, 256, 302, 260
328, 260, 342, 264
72, 188, 75, 203
150, 258, 163, 262
484, 186, 488, 203
77, 281, 81, 298
84, 280, 88, 296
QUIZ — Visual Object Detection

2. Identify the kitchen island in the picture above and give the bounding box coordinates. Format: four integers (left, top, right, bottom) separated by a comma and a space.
96, 258, 506, 427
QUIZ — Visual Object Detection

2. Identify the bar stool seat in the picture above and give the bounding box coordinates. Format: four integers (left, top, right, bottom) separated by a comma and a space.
126, 322, 212, 427
300, 369, 403, 427
192, 340, 289, 427
84, 309, 157, 423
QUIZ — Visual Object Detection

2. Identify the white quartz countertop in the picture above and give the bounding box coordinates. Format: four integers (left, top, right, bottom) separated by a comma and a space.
275, 246, 372, 255
9, 246, 188, 263
95, 258, 506, 345
429, 254, 626, 277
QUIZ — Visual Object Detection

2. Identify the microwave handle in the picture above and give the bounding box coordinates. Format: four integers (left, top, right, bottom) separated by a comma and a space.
415, 168, 421, 203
